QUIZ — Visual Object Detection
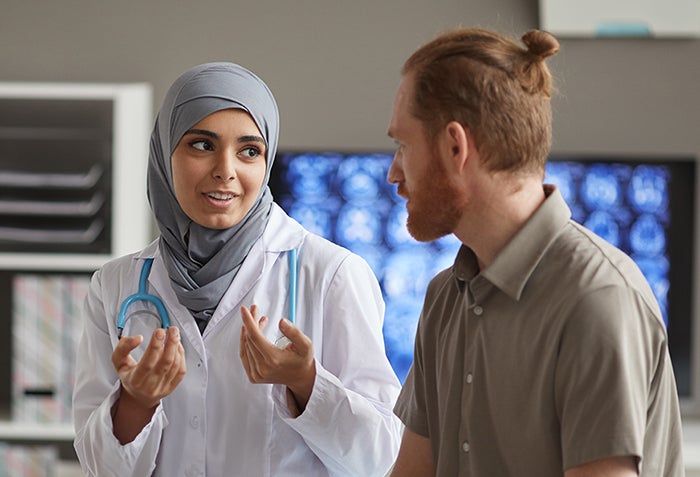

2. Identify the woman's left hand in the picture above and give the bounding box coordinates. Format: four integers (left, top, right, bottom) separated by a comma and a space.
239, 304, 316, 415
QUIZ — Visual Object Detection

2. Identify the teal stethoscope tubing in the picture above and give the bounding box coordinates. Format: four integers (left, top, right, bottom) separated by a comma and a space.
116, 250, 298, 339
117, 258, 170, 338
287, 248, 298, 324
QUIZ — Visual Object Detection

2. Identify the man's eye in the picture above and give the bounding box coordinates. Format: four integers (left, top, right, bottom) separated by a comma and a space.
190, 140, 212, 151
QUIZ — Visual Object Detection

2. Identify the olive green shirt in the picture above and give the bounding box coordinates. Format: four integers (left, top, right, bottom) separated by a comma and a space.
394, 186, 684, 476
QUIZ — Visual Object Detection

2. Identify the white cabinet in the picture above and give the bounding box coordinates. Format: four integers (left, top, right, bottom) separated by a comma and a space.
0, 82, 153, 270
0, 82, 152, 471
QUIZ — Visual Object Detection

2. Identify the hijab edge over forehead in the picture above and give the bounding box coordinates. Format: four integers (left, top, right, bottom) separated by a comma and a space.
158, 63, 279, 185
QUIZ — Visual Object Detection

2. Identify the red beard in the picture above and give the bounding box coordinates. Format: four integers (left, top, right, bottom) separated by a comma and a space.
404, 160, 465, 242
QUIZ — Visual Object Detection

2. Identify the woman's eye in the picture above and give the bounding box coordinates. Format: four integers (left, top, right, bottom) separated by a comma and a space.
191, 140, 213, 151
241, 146, 262, 158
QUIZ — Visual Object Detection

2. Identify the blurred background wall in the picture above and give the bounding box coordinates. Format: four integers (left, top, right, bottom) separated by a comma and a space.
3, 0, 697, 156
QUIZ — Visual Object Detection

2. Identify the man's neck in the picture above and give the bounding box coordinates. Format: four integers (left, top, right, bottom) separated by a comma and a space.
455, 174, 546, 270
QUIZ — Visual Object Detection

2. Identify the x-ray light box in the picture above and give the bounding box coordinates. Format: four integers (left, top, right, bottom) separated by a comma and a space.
540, 0, 700, 37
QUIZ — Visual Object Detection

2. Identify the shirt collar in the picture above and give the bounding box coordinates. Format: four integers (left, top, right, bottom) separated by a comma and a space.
453, 185, 571, 300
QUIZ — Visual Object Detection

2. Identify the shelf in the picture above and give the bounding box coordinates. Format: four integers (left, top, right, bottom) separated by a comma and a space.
0, 253, 111, 271
0, 421, 74, 441
684, 419, 700, 468
0, 165, 104, 189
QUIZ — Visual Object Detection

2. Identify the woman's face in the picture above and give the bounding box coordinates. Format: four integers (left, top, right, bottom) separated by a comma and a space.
171, 108, 267, 229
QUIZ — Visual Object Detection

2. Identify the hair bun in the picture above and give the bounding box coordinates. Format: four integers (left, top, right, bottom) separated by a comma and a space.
521, 30, 560, 60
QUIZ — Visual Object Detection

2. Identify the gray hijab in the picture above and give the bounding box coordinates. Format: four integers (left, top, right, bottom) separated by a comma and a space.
147, 62, 279, 333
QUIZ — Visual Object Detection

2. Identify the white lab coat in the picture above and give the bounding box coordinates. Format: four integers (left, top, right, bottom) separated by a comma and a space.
73, 204, 403, 477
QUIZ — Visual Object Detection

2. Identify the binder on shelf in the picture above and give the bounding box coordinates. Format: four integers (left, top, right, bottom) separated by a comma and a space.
11, 274, 90, 424
0, 443, 57, 477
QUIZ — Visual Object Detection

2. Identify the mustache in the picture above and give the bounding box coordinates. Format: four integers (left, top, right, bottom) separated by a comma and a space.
396, 184, 408, 199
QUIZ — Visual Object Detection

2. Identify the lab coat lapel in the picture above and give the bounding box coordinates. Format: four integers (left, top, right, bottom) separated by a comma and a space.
204, 238, 265, 334
148, 254, 208, 361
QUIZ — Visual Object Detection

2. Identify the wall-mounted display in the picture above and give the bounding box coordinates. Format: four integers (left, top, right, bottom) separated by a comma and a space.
271, 152, 696, 402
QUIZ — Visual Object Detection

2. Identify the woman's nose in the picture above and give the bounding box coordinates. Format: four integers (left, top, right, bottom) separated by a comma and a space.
213, 150, 237, 181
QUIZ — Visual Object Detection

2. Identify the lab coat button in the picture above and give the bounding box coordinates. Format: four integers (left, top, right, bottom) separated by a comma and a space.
190, 416, 199, 429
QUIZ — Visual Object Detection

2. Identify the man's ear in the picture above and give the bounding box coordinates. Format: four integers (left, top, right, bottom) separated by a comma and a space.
443, 121, 470, 173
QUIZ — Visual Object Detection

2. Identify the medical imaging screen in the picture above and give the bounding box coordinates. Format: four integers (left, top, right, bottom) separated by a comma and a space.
271, 152, 694, 393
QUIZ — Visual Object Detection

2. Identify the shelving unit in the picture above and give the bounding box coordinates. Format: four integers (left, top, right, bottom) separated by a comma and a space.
0, 82, 152, 472
0, 421, 73, 442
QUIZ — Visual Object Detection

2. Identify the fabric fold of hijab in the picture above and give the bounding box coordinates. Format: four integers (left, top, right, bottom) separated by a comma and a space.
147, 62, 280, 333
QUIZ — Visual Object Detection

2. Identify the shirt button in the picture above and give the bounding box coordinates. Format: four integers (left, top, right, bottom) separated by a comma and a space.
462, 441, 470, 453
190, 416, 199, 429
473, 305, 483, 315
466, 373, 473, 384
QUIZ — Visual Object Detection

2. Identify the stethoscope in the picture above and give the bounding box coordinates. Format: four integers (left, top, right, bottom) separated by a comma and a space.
117, 258, 170, 339
116, 250, 299, 342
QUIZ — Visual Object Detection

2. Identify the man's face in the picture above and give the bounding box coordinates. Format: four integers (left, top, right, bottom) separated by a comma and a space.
386, 74, 465, 242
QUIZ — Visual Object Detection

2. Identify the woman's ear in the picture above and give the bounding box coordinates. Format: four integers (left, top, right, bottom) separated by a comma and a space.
443, 121, 470, 173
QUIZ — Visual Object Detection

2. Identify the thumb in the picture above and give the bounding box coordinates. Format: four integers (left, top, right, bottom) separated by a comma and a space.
279, 319, 311, 354
112, 334, 143, 370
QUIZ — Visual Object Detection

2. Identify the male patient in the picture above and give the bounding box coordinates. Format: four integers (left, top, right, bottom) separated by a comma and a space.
386, 27, 684, 476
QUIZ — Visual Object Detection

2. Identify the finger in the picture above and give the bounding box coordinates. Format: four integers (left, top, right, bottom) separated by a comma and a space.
240, 306, 272, 348
279, 318, 312, 355
239, 325, 247, 360
239, 325, 258, 377
240, 305, 258, 331
163, 341, 187, 388
157, 327, 182, 375
242, 304, 268, 330
242, 334, 266, 382
112, 334, 144, 371
129, 328, 167, 385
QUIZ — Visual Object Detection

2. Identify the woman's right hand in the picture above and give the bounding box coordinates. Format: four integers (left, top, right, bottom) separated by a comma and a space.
110, 326, 186, 444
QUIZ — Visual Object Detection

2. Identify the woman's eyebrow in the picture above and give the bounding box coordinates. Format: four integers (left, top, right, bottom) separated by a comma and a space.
238, 135, 266, 145
183, 128, 218, 139
182, 129, 265, 147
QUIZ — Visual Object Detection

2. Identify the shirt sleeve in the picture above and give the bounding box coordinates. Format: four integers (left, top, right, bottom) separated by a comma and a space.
392, 272, 437, 439
554, 284, 666, 471
72, 267, 168, 477
271, 252, 404, 477
393, 333, 429, 438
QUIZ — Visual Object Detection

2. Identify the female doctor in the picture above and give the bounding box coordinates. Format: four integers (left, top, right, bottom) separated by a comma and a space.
72, 62, 402, 477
